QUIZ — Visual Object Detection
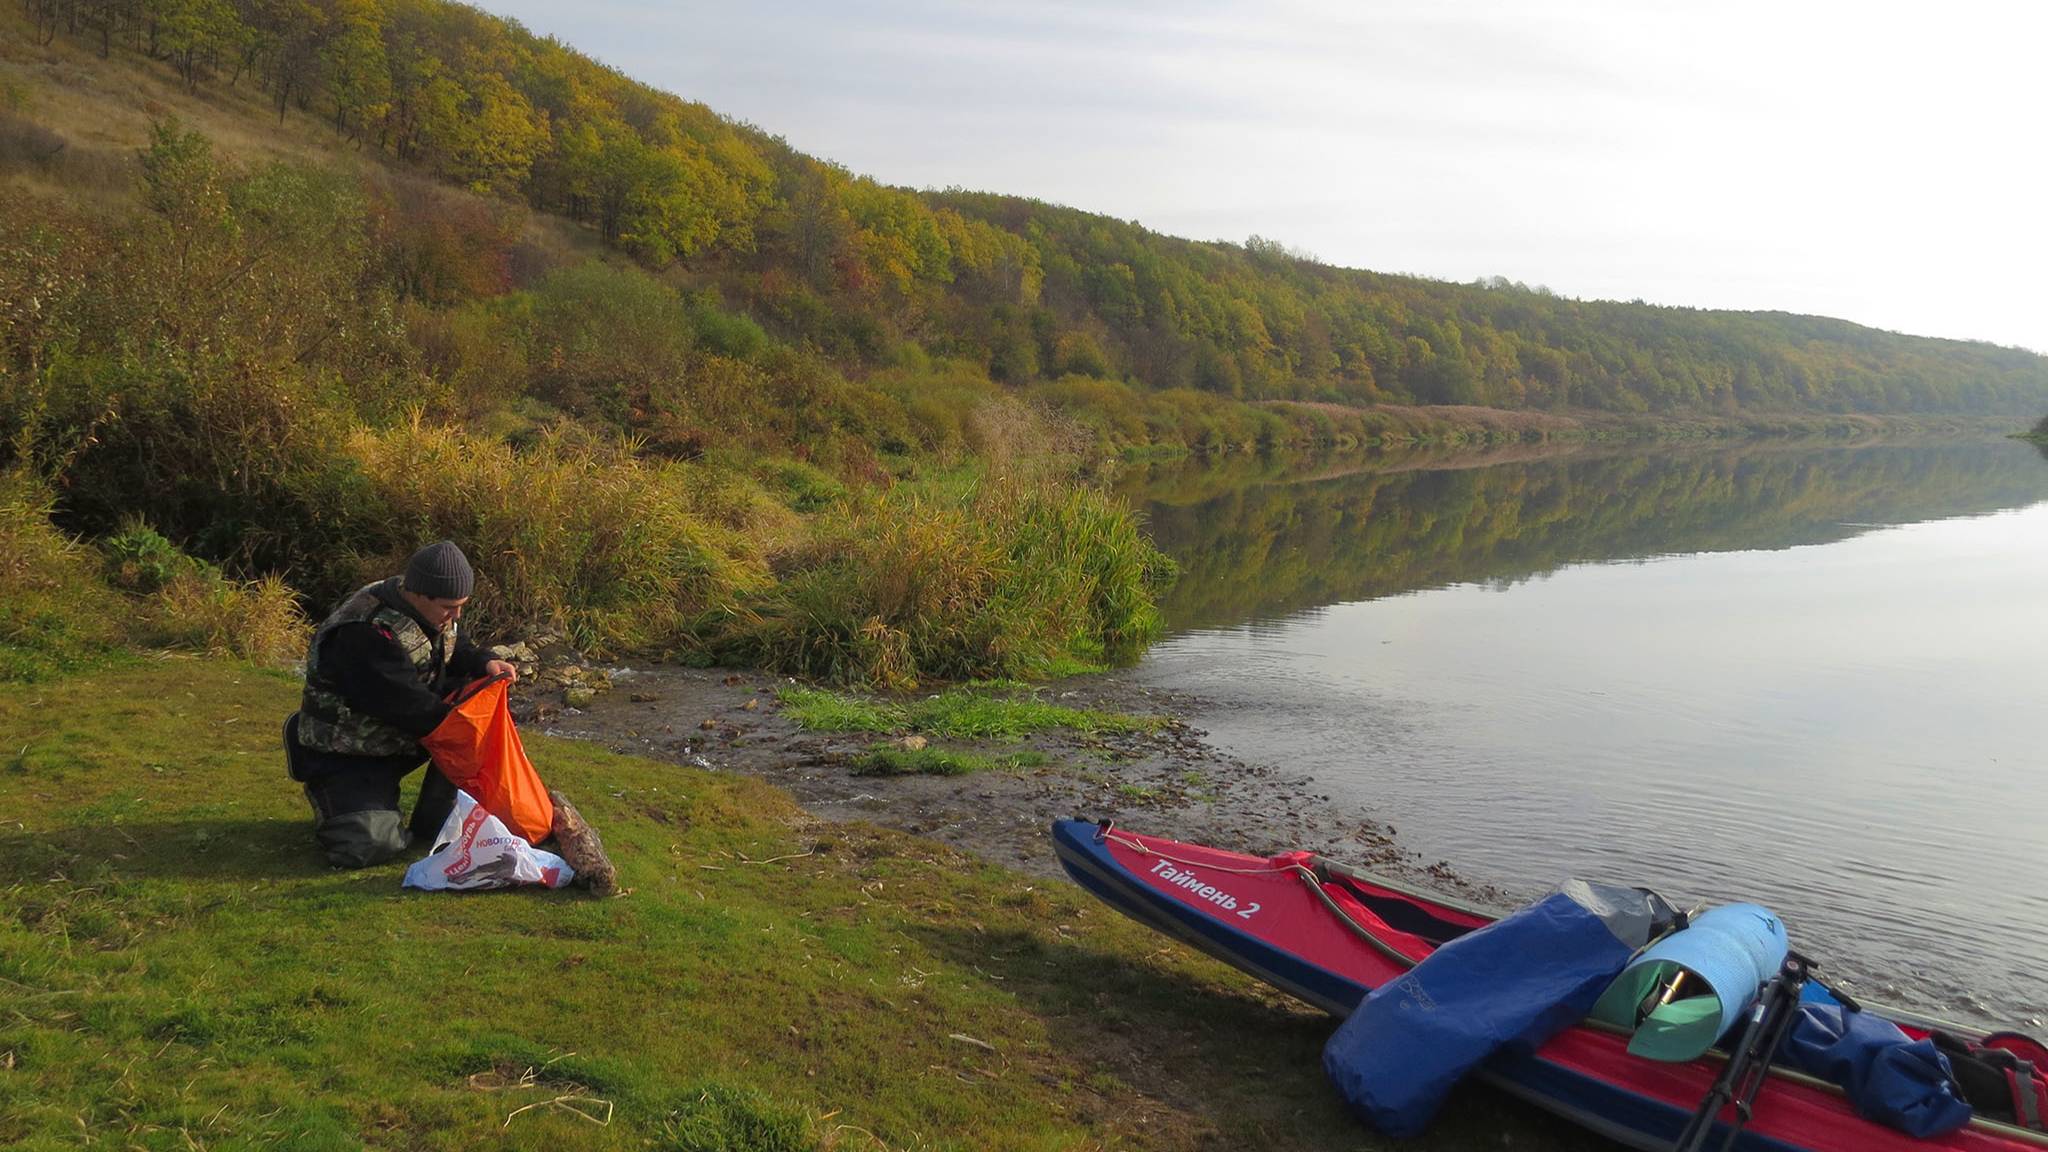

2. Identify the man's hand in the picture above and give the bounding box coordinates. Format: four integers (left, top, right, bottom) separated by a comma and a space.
486, 659, 519, 683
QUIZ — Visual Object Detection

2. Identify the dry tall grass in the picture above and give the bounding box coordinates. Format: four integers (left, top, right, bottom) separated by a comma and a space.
0, 468, 124, 680
98, 517, 307, 666
345, 421, 774, 655
142, 571, 307, 666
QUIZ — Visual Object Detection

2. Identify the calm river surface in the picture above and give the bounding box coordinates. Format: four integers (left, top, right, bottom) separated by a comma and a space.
1121, 438, 2048, 1029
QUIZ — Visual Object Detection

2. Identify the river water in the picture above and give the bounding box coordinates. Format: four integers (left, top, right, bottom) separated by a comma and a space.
1120, 438, 2048, 1029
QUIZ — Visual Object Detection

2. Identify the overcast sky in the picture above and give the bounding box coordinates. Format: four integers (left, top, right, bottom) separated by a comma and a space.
474, 0, 2047, 352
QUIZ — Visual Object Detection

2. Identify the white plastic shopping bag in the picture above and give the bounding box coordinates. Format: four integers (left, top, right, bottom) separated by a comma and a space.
403, 789, 575, 891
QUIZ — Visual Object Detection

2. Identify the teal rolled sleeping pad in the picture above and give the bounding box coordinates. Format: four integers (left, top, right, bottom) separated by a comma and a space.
1588, 903, 1788, 1062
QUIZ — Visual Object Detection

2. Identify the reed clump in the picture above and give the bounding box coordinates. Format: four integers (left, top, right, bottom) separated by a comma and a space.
343, 421, 775, 656
142, 571, 308, 666
728, 475, 1175, 687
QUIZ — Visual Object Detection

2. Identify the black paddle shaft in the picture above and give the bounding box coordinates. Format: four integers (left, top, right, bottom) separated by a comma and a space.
1670, 952, 1815, 1152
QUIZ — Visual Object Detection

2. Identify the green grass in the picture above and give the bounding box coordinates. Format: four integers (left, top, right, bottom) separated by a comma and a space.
0, 657, 1590, 1151
906, 687, 1156, 741
779, 683, 1161, 742
774, 686, 899, 733
850, 746, 989, 777
850, 746, 1053, 778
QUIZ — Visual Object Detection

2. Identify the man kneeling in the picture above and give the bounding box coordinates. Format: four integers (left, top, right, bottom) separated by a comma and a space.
286, 540, 615, 892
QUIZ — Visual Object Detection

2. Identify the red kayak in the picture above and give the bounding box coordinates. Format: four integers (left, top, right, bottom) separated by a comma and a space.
1051, 819, 2048, 1152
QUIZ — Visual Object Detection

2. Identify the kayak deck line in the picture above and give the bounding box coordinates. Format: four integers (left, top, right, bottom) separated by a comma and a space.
1103, 827, 1430, 971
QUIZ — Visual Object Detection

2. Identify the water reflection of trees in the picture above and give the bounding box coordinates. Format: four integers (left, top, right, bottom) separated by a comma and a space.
1131, 442, 2048, 632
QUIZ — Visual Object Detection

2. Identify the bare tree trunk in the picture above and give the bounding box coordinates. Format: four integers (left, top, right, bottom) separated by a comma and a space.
31, 0, 60, 46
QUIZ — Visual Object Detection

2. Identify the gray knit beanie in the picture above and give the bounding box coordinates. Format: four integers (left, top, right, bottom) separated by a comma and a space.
403, 540, 474, 600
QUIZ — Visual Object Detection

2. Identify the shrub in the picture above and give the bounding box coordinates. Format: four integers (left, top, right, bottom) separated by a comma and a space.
41, 352, 380, 577
99, 519, 308, 665
364, 171, 525, 306
403, 295, 532, 419
724, 474, 1173, 686
527, 261, 694, 424
3, 128, 417, 577
1028, 375, 1149, 451
868, 359, 1001, 461
101, 517, 201, 594
689, 295, 769, 360
1054, 329, 1114, 377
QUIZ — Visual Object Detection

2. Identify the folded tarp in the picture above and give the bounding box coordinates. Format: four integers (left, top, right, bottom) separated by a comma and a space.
1785, 1003, 1973, 1138
1323, 880, 1678, 1137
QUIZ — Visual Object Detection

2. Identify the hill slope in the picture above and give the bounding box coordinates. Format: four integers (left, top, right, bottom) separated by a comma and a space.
8, 0, 2047, 421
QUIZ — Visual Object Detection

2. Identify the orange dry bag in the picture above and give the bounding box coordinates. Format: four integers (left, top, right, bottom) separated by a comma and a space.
420, 673, 554, 845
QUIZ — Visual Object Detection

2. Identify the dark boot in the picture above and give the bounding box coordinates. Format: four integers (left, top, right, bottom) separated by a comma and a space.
304, 760, 411, 869
408, 765, 458, 845
548, 789, 618, 896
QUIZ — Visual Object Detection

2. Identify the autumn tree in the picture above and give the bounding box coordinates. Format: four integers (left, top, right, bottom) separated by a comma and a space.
149, 0, 247, 90
318, 0, 388, 136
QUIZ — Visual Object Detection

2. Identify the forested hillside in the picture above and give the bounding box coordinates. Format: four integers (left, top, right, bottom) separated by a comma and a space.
12, 0, 2048, 421
0, 7, 1185, 685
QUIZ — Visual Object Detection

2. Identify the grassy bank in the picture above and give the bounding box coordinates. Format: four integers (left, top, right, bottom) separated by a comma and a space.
777, 684, 1159, 741
0, 658, 1590, 1151
780, 681, 1145, 779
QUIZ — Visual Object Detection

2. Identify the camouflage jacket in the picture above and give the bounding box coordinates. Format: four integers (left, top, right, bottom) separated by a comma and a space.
297, 578, 463, 758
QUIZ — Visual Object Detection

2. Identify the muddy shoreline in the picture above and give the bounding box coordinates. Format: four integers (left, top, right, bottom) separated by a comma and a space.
517, 658, 1508, 907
